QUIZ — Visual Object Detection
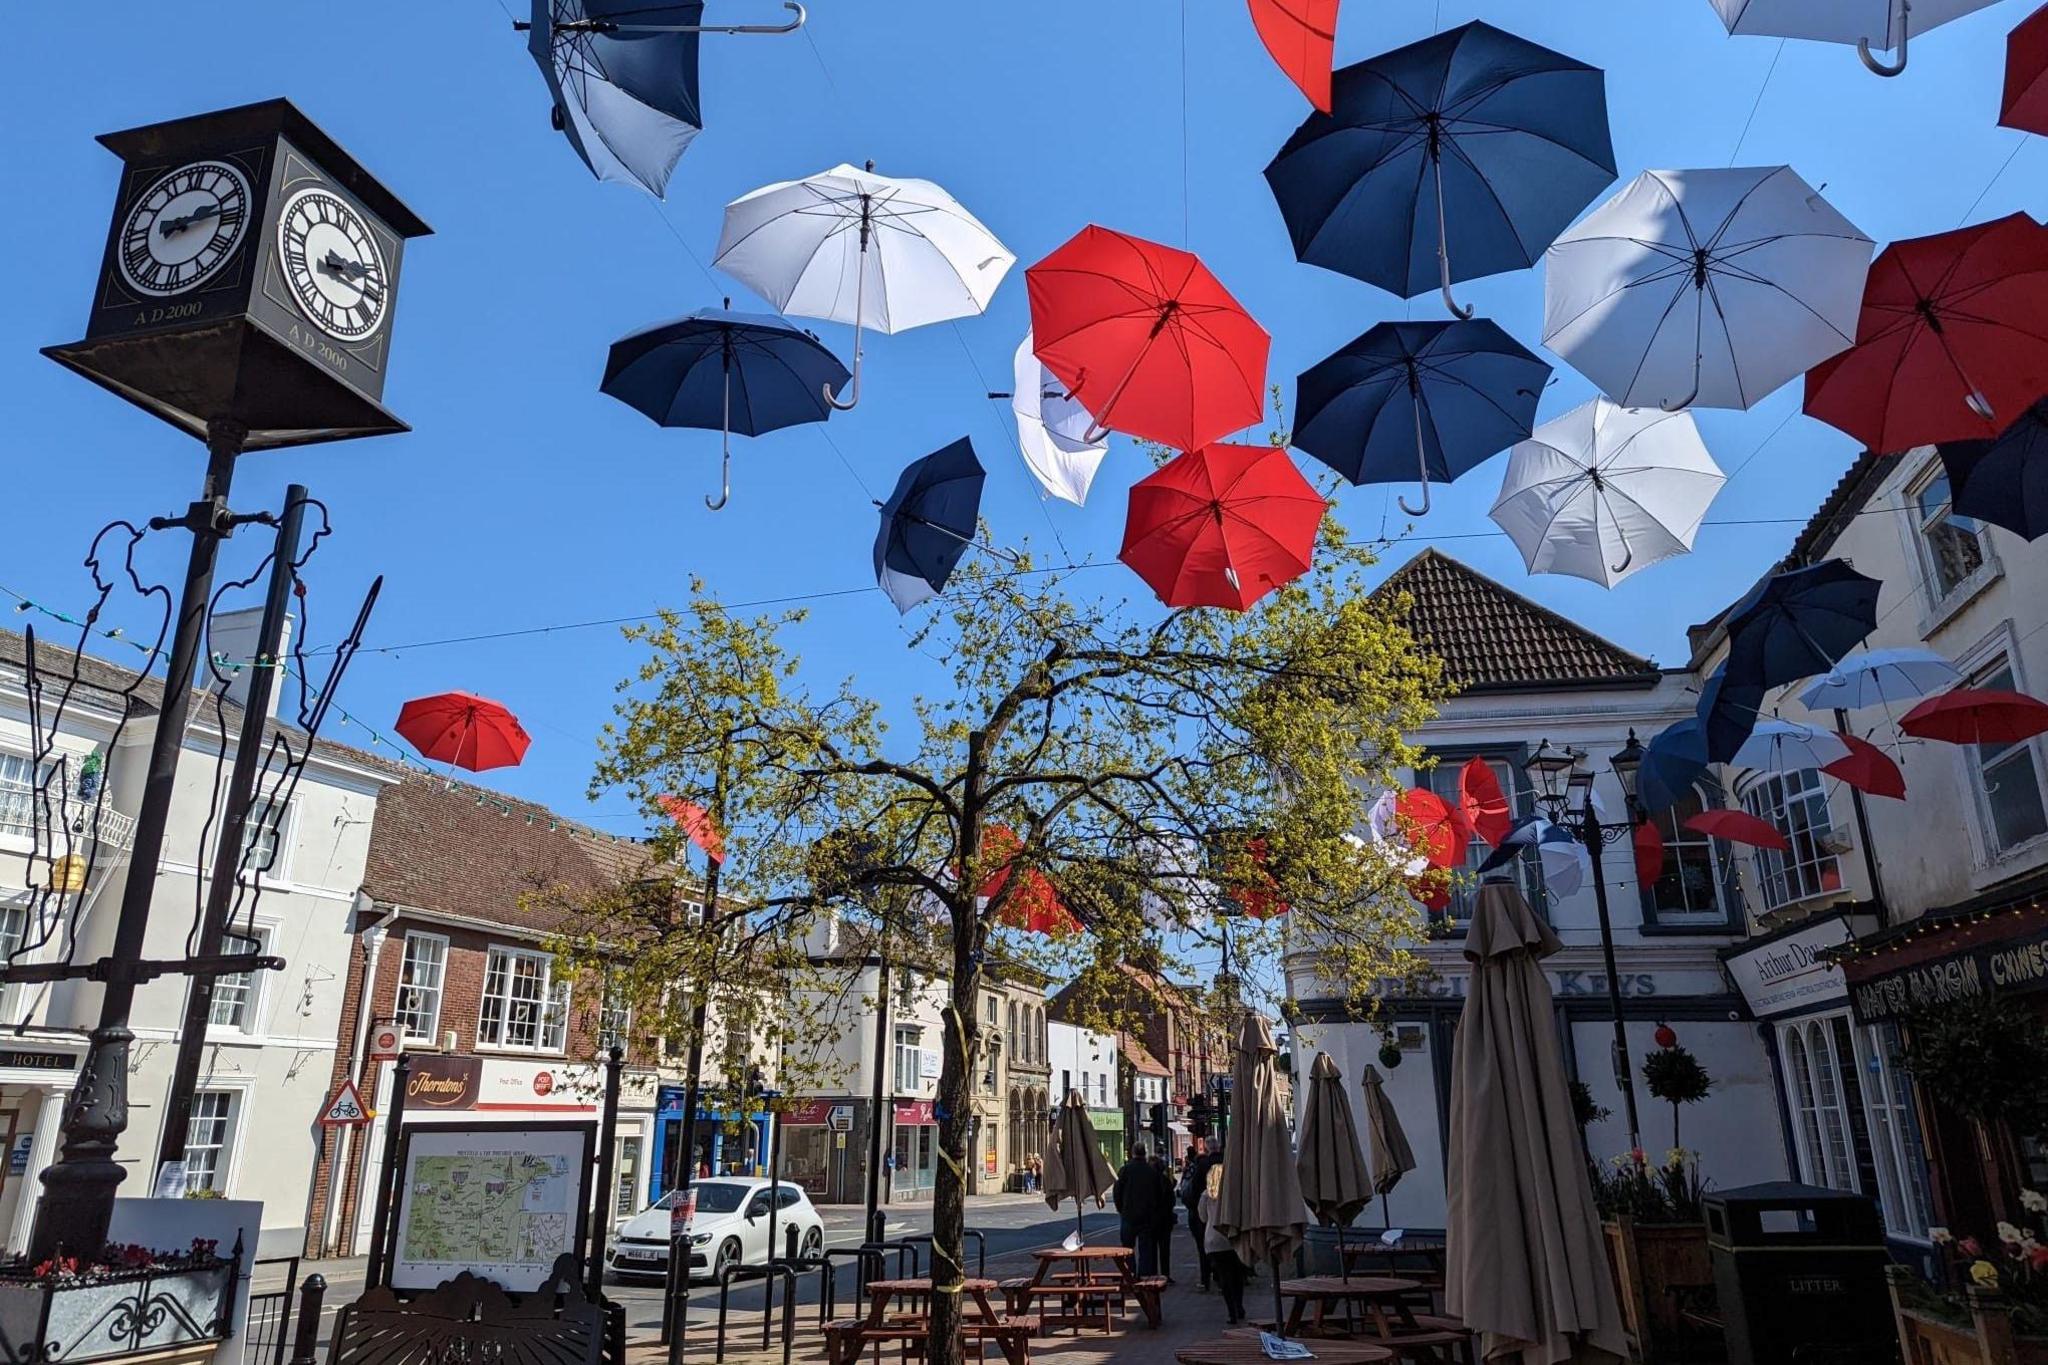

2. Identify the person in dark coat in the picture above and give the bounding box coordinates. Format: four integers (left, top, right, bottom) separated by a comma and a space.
1181, 1144, 1217, 1290
1112, 1143, 1160, 1275
1149, 1153, 1178, 1282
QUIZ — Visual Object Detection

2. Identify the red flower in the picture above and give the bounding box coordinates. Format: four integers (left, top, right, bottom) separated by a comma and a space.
1960, 1236, 1984, 1258
2028, 1245, 2048, 1271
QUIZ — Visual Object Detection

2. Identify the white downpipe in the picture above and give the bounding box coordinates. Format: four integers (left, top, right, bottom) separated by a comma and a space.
323, 900, 388, 1257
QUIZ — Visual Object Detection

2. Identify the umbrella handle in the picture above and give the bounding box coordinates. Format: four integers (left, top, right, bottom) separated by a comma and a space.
826, 250, 867, 411
706, 366, 733, 511
1660, 376, 1700, 413
1610, 541, 1634, 576
1399, 390, 1433, 517
1857, 0, 1908, 74
516, 2, 806, 33
1433, 154, 1475, 320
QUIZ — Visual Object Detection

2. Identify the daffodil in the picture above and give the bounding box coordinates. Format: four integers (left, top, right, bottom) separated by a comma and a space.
1971, 1260, 2002, 1291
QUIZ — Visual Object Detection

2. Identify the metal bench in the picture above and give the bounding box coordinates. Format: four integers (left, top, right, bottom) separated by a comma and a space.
329, 1255, 604, 1365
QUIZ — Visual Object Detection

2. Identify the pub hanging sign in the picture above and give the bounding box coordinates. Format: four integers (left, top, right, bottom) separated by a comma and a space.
1850, 921, 2048, 1023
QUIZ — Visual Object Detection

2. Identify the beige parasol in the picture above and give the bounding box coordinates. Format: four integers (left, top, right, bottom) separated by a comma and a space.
1214, 1013, 1307, 1332
1042, 1088, 1116, 1244
1297, 1051, 1374, 1277
1360, 1062, 1416, 1226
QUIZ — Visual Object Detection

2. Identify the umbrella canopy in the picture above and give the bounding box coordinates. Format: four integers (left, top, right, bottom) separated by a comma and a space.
1293, 319, 1549, 517
980, 826, 1085, 936
1012, 331, 1108, 506
1446, 881, 1627, 1365
2005, 3, 2048, 134
1685, 807, 1791, 851
526, 0, 704, 197
1796, 646, 1962, 711
1027, 226, 1270, 452
1398, 787, 1469, 870
1459, 756, 1513, 848
600, 306, 849, 509
1723, 560, 1881, 692
1544, 167, 1871, 411
1939, 400, 2048, 542
1490, 399, 1725, 587
1248, 0, 1341, 109
1043, 1090, 1117, 1231
1805, 215, 2048, 451
1638, 719, 1710, 815
395, 692, 533, 772
1711, 0, 1999, 73
1297, 1053, 1373, 1229
1214, 1014, 1307, 1267
1730, 719, 1852, 772
1360, 1064, 1416, 1199
1901, 688, 2048, 745
656, 795, 726, 862
873, 438, 986, 615
1824, 733, 1907, 799
714, 162, 1013, 409
1633, 819, 1666, 887
1119, 444, 1324, 610
1699, 664, 1767, 764
1476, 816, 1590, 896
1264, 21, 1615, 317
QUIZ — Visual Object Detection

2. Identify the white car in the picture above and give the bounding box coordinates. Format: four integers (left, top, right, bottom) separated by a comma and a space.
606, 1178, 826, 1282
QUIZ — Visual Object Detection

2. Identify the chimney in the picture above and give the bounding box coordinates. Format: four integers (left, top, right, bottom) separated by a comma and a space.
209, 606, 293, 723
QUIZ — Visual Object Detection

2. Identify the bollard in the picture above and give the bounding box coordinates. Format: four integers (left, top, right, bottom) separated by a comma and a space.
288, 1274, 326, 1365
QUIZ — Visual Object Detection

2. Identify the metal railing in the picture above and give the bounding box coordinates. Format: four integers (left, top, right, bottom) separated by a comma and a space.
0, 771, 137, 854
246, 1255, 300, 1365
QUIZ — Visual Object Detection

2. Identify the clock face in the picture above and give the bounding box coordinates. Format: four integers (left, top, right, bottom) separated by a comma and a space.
276, 186, 389, 341
117, 160, 251, 297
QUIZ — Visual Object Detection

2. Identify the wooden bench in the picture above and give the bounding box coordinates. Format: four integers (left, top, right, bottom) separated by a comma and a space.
823, 1315, 1035, 1364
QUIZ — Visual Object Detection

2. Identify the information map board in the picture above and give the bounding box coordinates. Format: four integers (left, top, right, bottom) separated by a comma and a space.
388, 1121, 596, 1292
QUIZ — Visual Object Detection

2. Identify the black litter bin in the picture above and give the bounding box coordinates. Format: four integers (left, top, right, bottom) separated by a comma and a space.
1705, 1181, 1895, 1365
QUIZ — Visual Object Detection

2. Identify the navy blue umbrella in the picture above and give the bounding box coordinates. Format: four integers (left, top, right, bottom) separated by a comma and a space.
522, 0, 803, 197
601, 305, 849, 509
1723, 560, 1882, 693
1264, 21, 1615, 317
1638, 719, 1710, 814
1940, 400, 2048, 541
1293, 319, 1550, 515
1698, 665, 1766, 764
875, 439, 986, 615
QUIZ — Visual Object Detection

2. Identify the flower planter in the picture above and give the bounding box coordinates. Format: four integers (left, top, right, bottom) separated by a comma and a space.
0, 1262, 236, 1365
1603, 1216, 1712, 1358
1887, 1265, 2048, 1365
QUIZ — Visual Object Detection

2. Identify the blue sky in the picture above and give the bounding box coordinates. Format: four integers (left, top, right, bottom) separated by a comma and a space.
0, 0, 2037, 838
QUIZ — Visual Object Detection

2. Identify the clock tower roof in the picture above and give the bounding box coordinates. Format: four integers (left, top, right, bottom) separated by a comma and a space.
98, 97, 432, 240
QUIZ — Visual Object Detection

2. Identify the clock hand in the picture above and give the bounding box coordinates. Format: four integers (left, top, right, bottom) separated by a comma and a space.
159, 203, 223, 236
319, 250, 371, 282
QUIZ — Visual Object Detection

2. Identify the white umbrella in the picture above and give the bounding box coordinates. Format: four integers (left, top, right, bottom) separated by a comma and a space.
1545, 168, 1872, 411
1012, 331, 1107, 506
1490, 398, 1727, 587
1731, 719, 1852, 771
714, 162, 1014, 409
1797, 646, 1961, 710
1710, 0, 1999, 74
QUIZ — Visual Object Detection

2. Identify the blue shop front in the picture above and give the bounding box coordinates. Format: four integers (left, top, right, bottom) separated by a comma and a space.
649, 1084, 776, 1200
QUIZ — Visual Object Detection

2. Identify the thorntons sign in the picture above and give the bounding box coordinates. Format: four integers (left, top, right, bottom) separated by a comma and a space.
1852, 922, 2048, 1023
1725, 918, 1858, 1021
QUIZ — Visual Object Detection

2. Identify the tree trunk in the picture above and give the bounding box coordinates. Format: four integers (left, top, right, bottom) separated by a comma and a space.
927, 928, 979, 1365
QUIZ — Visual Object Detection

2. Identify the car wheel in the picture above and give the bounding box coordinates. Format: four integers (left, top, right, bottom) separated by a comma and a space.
714, 1238, 741, 1280
801, 1227, 823, 1260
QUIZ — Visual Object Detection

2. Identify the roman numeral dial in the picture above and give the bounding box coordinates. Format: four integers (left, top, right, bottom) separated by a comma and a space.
115, 159, 252, 298
277, 186, 389, 341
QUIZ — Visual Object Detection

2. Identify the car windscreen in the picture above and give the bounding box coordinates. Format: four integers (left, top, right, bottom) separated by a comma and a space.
688, 1181, 750, 1214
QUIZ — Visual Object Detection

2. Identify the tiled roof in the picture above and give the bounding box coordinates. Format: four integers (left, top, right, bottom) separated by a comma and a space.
1373, 549, 1658, 692
1121, 1036, 1169, 1075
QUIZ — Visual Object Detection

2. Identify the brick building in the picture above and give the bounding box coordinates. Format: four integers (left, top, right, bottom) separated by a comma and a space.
1050, 963, 1228, 1162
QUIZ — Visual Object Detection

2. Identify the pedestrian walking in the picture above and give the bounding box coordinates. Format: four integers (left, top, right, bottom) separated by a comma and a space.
1150, 1151, 1178, 1283
1198, 1160, 1248, 1324
1181, 1144, 1217, 1291
1112, 1142, 1161, 1275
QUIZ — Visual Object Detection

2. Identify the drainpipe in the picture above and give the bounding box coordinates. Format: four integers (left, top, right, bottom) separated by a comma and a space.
324, 894, 390, 1257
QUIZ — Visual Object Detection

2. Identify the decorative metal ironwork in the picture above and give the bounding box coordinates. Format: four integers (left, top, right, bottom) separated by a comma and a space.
0, 1238, 241, 1365
330, 1257, 605, 1365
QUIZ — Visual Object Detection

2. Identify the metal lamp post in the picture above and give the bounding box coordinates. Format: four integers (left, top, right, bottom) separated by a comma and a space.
1523, 732, 1648, 1154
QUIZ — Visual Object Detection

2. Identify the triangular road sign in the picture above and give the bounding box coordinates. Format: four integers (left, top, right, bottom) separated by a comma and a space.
319, 1078, 371, 1127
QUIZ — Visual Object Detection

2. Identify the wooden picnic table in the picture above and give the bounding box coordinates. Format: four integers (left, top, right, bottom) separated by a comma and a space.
1341, 1238, 1448, 1284
1272, 1276, 1473, 1362
823, 1276, 1029, 1365
999, 1245, 1164, 1333
1177, 1329, 1393, 1364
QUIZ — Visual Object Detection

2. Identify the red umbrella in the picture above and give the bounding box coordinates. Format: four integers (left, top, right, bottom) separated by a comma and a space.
1822, 733, 1906, 800
978, 826, 1082, 935
1805, 215, 2048, 451
1900, 687, 2048, 745
1120, 444, 1324, 610
2004, 4, 2048, 135
394, 692, 531, 772
1683, 808, 1789, 852
1632, 819, 1664, 888
656, 795, 726, 862
1457, 756, 1512, 847
1397, 788, 1468, 870
1232, 836, 1290, 919
1027, 226, 1271, 452
1248, 0, 1341, 111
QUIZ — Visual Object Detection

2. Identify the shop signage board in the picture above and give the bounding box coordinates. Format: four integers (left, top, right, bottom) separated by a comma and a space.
1850, 920, 2048, 1023
368, 1022, 401, 1061
404, 1055, 482, 1111
1724, 914, 1867, 1020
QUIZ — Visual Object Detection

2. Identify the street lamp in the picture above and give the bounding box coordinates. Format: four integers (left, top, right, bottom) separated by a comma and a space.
1523, 732, 1647, 1152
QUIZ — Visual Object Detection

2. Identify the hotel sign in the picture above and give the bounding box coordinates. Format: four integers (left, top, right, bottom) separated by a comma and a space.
1851, 922, 2048, 1023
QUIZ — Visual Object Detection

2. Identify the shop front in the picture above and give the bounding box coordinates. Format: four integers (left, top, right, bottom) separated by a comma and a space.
780, 1097, 863, 1203
648, 1084, 774, 1199
0, 1039, 85, 1254
1090, 1107, 1125, 1170
890, 1099, 937, 1203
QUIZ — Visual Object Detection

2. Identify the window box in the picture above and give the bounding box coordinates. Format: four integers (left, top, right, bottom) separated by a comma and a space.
0, 1242, 239, 1365
1602, 1217, 1712, 1360
1888, 1268, 2048, 1365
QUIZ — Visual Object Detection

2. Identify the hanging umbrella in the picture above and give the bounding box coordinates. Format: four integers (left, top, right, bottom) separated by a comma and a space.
1264, 21, 1615, 317
1633, 819, 1666, 888
600, 304, 848, 509
656, 794, 726, 862
1043, 1089, 1117, 1245
1248, 0, 1342, 109
1359, 1063, 1415, 1231
1293, 320, 1549, 516
395, 692, 532, 772
873, 438, 986, 615
1697, 664, 1766, 764
1824, 733, 1907, 799
1026, 226, 1270, 451
1119, 444, 1324, 610
978, 826, 1085, 936
1796, 646, 1961, 710
1710, 0, 1998, 75
1543, 167, 1872, 411
2004, 4, 2048, 133
1397, 788, 1469, 870
1730, 719, 1852, 771
1939, 400, 2048, 542
1297, 1053, 1372, 1278
1490, 399, 1726, 587
1639, 719, 1710, 815
1685, 807, 1790, 851
1446, 881, 1628, 1365
1212, 1014, 1306, 1336
714, 162, 1014, 410
1805, 214, 2048, 451
1012, 331, 1108, 506
1901, 688, 2048, 744
1723, 560, 1882, 692
525, 1, 706, 197
1476, 816, 1590, 896
1459, 756, 1513, 847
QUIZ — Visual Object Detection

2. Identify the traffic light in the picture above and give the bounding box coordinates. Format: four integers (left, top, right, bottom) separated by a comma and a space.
1149, 1103, 1168, 1145
1189, 1093, 1212, 1139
